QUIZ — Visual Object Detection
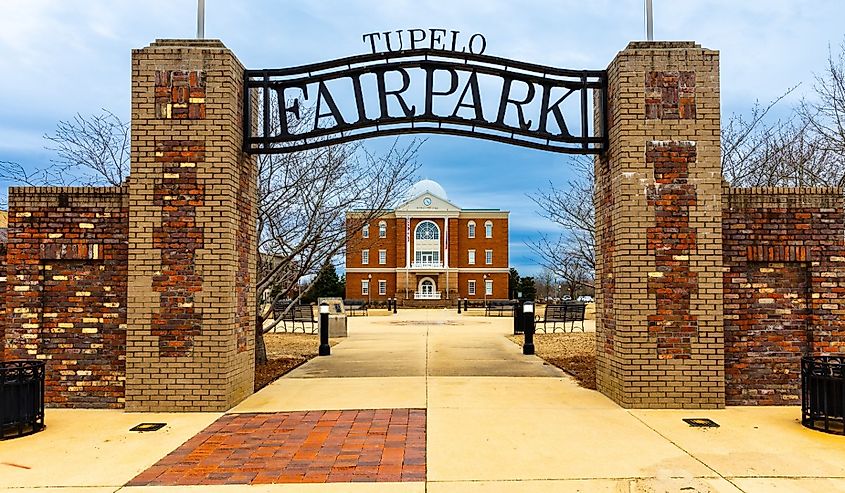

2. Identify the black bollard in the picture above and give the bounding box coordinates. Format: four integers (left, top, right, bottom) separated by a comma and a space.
513, 301, 523, 335
318, 302, 331, 356
464, 298, 468, 312
522, 301, 535, 355
457, 297, 462, 314
392, 297, 397, 314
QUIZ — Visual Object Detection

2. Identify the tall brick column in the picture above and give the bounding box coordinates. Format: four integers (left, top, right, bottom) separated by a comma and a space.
595, 42, 724, 408
126, 40, 256, 411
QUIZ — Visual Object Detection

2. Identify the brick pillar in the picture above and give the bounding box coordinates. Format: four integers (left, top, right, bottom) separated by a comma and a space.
126, 39, 256, 411
595, 42, 724, 408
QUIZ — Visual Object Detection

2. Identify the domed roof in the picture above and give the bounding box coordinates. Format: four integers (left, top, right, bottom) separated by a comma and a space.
405, 179, 447, 201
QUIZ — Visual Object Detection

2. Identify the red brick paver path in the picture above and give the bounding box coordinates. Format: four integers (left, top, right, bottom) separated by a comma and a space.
129, 409, 426, 485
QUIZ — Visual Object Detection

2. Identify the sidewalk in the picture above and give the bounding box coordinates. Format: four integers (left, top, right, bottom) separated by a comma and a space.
2, 309, 844, 492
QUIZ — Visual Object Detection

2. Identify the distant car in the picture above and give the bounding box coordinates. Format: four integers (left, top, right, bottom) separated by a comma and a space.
562, 295, 572, 301
577, 295, 594, 303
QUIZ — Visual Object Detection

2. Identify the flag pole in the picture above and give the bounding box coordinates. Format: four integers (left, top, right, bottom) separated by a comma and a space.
197, 0, 205, 39
645, 0, 654, 41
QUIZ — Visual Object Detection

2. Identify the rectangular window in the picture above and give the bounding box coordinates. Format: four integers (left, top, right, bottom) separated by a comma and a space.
468, 249, 476, 265
485, 249, 493, 265
362, 249, 369, 265
468, 280, 476, 295
378, 280, 387, 296
379, 249, 387, 265
362, 224, 369, 238
485, 279, 493, 296
361, 280, 369, 295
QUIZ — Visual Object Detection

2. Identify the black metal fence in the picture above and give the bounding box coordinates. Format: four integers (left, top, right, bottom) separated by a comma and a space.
801, 356, 844, 435
1, 360, 46, 440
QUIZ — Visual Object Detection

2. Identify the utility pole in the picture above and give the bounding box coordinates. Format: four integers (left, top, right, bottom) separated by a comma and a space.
645, 0, 654, 41
197, 0, 205, 39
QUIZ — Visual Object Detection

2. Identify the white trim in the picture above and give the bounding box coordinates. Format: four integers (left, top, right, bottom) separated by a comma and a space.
468, 220, 476, 238
484, 220, 493, 238
485, 249, 493, 265
485, 279, 493, 296
378, 249, 387, 265
362, 224, 369, 238
361, 279, 369, 295
361, 249, 369, 265
468, 279, 476, 295
468, 249, 476, 265
346, 267, 510, 273
378, 279, 387, 296
378, 220, 387, 238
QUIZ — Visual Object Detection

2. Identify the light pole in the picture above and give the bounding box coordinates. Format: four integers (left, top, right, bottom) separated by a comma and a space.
483, 274, 488, 305
367, 273, 372, 306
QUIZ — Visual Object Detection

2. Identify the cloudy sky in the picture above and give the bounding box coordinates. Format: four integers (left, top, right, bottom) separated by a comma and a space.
1, 0, 844, 275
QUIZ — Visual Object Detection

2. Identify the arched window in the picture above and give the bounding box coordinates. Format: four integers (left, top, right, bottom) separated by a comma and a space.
362, 224, 369, 238
378, 221, 387, 238
415, 220, 440, 240
467, 221, 476, 239
485, 220, 493, 238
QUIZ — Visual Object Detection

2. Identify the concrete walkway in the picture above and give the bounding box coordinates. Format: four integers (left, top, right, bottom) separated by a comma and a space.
2, 309, 845, 492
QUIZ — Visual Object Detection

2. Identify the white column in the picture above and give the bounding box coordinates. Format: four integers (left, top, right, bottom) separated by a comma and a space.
443, 217, 449, 268
405, 217, 411, 268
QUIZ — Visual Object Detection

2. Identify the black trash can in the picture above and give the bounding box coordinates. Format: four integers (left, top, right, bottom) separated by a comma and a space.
801, 356, 844, 435
1, 360, 46, 440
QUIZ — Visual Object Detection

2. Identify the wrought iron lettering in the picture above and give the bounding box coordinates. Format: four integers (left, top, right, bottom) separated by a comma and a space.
244, 49, 607, 154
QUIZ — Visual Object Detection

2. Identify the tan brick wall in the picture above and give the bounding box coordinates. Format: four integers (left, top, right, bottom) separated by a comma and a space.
125, 39, 256, 412
595, 42, 724, 409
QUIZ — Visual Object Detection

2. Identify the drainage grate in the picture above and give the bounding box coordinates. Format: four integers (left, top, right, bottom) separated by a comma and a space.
683, 418, 719, 428
130, 423, 167, 432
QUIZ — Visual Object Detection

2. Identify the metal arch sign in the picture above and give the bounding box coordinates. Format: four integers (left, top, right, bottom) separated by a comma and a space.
243, 31, 607, 155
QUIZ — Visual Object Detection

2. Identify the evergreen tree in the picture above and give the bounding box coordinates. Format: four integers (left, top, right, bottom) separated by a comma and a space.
508, 267, 520, 299
518, 276, 537, 301
302, 263, 342, 303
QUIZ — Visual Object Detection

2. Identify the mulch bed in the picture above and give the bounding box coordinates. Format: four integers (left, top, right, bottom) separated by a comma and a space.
543, 355, 596, 390
255, 357, 307, 391
506, 332, 597, 390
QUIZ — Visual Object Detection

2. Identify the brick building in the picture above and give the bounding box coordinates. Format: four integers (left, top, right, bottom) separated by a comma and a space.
345, 180, 509, 306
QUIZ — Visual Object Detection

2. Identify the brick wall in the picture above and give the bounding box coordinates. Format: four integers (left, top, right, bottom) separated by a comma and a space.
126, 39, 256, 412
723, 187, 845, 405
5, 186, 128, 408
594, 41, 724, 409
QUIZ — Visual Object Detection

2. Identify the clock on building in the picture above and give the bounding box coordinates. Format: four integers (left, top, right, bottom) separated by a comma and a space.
423, 197, 432, 206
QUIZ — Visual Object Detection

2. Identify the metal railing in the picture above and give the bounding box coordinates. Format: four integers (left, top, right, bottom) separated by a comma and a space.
1, 360, 45, 440
411, 261, 443, 269
413, 291, 442, 300
802, 356, 844, 435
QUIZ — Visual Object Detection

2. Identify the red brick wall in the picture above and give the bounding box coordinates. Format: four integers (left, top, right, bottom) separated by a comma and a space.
5, 186, 128, 408
646, 142, 698, 360
456, 218, 508, 268
345, 272, 396, 302
345, 216, 398, 269
457, 273, 508, 299
723, 188, 845, 405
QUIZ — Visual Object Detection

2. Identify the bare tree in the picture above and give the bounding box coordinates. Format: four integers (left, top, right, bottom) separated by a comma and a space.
527, 156, 595, 288
798, 40, 845, 184
253, 136, 421, 363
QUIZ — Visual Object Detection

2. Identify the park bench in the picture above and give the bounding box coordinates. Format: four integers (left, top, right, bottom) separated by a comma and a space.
344, 299, 368, 316
536, 303, 586, 332
485, 299, 516, 317
272, 299, 293, 321
280, 304, 317, 334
